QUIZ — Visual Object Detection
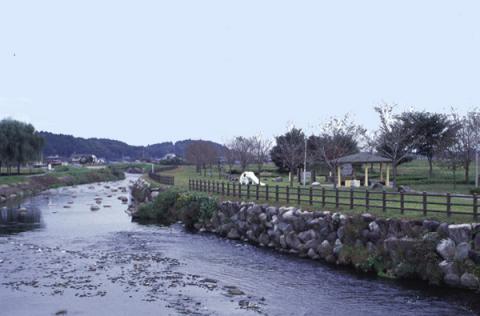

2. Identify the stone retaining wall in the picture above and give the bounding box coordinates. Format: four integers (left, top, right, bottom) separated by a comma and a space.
197, 201, 480, 291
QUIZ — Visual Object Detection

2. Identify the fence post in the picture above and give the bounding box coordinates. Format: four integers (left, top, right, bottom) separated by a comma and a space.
365, 189, 370, 212
266, 185, 269, 201
247, 184, 250, 199
382, 190, 386, 213
400, 192, 405, 214
297, 186, 301, 205
207, 180, 210, 193
322, 187, 326, 207
422, 192, 427, 216
275, 185, 279, 202
335, 188, 339, 209
239, 184, 242, 198
256, 185, 259, 201
286, 186, 290, 204
446, 193, 451, 218
217, 182, 220, 194
309, 187, 313, 206
222, 182, 225, 195
233, 182, 236, 196
474, 194, 478, 221
227, 182, 230, 196
350, 188, 354, 209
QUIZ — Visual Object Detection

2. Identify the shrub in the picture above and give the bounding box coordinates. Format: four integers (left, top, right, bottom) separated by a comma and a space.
135, 189, 218, 229
176, 192, 218, 230
136, 189, 181, 224
470, 188, 480, 195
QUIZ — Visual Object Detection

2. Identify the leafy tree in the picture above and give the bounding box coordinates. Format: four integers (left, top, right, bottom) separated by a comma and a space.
271, 128, 305, 186
400, 111, 458, 177
0, 119, 44, 175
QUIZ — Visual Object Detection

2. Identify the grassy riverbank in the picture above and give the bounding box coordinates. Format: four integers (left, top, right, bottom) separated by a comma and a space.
0, 166, 125, 203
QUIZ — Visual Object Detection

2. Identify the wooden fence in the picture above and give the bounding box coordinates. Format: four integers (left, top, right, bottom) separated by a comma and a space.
149, 172, 175, 186
189, 179, 479, 220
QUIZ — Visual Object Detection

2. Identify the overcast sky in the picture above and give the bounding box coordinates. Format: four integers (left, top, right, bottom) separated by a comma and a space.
1, 1, 480, 145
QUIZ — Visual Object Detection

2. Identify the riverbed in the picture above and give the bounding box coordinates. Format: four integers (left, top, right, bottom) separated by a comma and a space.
0, 175, 478, 316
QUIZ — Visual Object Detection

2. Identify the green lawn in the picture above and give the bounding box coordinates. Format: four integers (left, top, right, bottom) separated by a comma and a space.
148, 161, 480, 224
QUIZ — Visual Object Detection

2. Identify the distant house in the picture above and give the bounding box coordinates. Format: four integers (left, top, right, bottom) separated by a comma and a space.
71, 154, 99, 165
45, 155, 63, 166
161, 153, 177, 161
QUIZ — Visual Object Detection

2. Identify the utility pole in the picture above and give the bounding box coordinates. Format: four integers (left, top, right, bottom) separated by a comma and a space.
303, 137, 307, 186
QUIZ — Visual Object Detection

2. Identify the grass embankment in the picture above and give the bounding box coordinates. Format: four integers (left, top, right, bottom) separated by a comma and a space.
0, 165, 125, 202
150, 162, 480, 224
152, 161, 479, 194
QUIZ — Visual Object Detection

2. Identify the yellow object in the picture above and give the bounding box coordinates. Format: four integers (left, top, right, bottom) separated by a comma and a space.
386, 164, 390, 186
337, 166, 341, 187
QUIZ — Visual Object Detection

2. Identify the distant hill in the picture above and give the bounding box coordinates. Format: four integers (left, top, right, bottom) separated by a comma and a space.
39, 132, 224, 161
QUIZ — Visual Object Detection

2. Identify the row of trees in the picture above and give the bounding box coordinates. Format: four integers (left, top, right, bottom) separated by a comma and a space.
0, 119, 44, 175
185, 136, 273, 177
271, 104, 480, 187
184, 104, 480, 188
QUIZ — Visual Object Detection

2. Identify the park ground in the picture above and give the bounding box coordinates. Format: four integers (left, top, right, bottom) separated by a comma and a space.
145, 160, 480, 224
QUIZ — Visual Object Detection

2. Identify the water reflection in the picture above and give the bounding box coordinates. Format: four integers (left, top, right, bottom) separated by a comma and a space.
0, 203, 43, 235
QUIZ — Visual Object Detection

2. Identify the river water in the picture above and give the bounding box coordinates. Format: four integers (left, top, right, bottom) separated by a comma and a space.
0, 175, 479, 316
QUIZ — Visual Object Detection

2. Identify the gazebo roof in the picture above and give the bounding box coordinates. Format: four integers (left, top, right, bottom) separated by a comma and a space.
335, 152, 392, 164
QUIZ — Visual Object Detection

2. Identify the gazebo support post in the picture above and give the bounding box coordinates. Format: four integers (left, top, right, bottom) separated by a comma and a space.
386, 164, 390, 186
380, 163, 384, 182
337, 165, 341, 187
364, 165, 369, 187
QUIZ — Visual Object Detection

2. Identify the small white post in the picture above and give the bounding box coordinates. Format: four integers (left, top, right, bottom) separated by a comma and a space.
303, 137, 307, 186
151, 163, 154, 174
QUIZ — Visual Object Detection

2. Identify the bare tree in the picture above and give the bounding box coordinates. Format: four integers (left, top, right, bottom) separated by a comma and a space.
231, 136, 254, 172
374, 103, 420, 188
223, 141, 237, 172
450, 109, 480, 182
310, 114, 365, 187
437, 141, 464, 190
185, 141, 218, 176
251, 135, 273, 174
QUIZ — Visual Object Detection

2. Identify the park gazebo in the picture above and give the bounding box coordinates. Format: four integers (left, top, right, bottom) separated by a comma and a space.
335, 152, 393, 187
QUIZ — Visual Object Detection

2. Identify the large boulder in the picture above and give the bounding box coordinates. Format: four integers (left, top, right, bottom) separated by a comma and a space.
454, 242, 471, 261
317, 240, 333, 258
460, 273, 479, 290
285, 232, 302, 251
298, 229, 316, 243
474, 233, 480, 251
444, 273, 461, 287
448, 224, 472, 244
436, 239, 456, 261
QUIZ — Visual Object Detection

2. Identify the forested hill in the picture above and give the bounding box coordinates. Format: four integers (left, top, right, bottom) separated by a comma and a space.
39, 132, 223, 161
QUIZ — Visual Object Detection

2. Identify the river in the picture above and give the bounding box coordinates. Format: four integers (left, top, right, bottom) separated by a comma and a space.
0, 175, 478, 316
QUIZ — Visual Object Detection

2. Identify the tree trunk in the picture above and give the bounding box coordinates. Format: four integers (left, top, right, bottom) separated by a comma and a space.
392, 164, 398, 188
297, 168, 301, 183
17, 163, 21, 175
428, 157, 433, 178
453, 167, 456, 190
465, 160, 470, 183
289, 171, 293, 186
312, 169, 316, 182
